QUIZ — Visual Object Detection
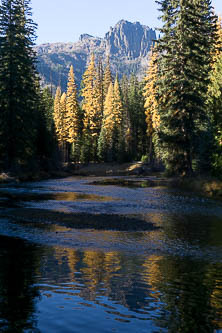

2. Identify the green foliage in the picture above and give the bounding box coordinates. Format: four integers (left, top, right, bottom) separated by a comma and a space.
127, 75, 147, 160
155, 0, 217, 176
80, 129, 91, 163
36, 87, 57, 169
141, 155, 149, 163
97, 127, 109, 162
0, 0, 40, 170
41, 87, 54, 132
212, 153, 222, 178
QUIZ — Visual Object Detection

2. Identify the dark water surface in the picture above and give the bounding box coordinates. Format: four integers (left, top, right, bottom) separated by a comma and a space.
0, 176, 222, 332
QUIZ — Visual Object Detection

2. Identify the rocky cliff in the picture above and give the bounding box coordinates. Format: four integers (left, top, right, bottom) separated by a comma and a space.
35, 20, 156, 92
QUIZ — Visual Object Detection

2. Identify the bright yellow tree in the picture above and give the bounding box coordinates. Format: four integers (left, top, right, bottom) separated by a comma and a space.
98, 77, 125, 161
81, 54, 103, 160
53, 89, 67, 161
59, 92, 67, 142
65, 65, 80, 144
94, 57, 104, 119
103, 56, 113, 98
113, 76, 123, 127
143, 47, 159, 136
53, 86, 62, 142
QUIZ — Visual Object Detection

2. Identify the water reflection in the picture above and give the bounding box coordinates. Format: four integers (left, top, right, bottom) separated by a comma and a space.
0, 237, 221, 332
0, 175, 222, 332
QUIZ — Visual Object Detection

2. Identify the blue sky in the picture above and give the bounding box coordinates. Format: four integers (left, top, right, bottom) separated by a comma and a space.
31, 0, 222, 45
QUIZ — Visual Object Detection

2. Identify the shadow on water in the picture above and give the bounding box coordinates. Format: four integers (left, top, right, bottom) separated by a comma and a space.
0, 191, 115, 207
0, 235, 42, 332
1, 208, 158, 232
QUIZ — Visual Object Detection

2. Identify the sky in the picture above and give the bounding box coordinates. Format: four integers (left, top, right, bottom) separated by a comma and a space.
31, 0, 222, 45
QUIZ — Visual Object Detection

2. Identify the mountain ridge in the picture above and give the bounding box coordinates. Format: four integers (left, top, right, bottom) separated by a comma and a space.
35, 20, 156, 92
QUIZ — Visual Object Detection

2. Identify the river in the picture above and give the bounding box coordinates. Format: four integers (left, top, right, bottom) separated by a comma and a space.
0, 176, 221, 332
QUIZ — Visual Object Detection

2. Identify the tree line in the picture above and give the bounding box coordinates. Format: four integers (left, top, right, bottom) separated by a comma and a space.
0, 0, 221, 177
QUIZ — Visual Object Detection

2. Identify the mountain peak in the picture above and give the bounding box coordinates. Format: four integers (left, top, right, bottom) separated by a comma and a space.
105, 19, 156, 58
35, 20, 156, 91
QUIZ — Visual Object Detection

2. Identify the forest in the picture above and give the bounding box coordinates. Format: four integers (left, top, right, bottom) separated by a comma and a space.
0, 0, 221, 178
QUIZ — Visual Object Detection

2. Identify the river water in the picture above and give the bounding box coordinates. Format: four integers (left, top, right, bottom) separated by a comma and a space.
0, 176, 221, 332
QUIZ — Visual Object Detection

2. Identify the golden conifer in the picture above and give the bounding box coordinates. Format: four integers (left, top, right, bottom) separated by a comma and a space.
81, 54, 97, 131
81, 54, 103, 160
143, 47, 159, 135
53, 86, 62, 141
103, 82, 114, 142
65, 65, 80, 144
97, 82, 114, 161
103, 56, 113, 98
113, 76, 123, 126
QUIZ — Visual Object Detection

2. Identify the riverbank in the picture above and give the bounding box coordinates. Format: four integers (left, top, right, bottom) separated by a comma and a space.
0, 162, 221, 199
69, 162, 222, 199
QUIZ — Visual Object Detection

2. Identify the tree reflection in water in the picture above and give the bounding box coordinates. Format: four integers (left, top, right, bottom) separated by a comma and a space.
38, 246, 222, 332
0, 236, 221, 332
0, 235, 41, 332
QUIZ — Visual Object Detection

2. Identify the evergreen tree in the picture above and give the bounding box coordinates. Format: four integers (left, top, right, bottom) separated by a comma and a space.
59, 92, 67, 140
120, 75, 132, 159
36, 87, 56, 168
0, 0, 39, 170
207, 16, 222, 175
41, 87, 54, 132
53, 86, 62, 142
98, 76, 129, 162
103, 56, 113, 98
156, 0, 217, 175
98, 83, 114, 161
53, 91, 67, 161
81, 54, 102, 161
65, 65, 81, 161
128, 74, 147, 160
113, 75, 124, 161
95, 57, 104, 118
143, 47, 160, 162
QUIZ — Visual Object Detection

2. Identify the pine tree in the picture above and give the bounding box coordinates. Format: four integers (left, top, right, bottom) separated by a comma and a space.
53, 86, 62, 142
65, 65, 81, 161
155, 0, 217, 175
41, 87, 54, 132
113, 75, 124, 160
36, 87, 56, 168
207, 16, 222, 175
128, 74, 147, 160
81, 54, 102, 161
95, 57, 104, 118
98, 76, 129, 162
0, 0, 39, 170
120, 75, 132, 158
144, 47, 159, 135
59, 92, 67, 141
103, 56, 113, 98
98, 83, 114, 161
143, 47, 160, 162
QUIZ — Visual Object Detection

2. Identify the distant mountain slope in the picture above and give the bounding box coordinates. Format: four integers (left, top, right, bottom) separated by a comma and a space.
35, 20, 156, 92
